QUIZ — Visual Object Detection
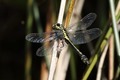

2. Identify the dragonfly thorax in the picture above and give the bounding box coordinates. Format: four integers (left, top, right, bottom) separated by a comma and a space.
53, 30, 64, 40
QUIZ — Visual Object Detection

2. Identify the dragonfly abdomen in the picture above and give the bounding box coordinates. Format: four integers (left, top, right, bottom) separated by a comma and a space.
65, 37, 90, 64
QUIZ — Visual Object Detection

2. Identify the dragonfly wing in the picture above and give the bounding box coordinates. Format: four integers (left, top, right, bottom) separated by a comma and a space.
36, 41, 54, 56
36, 45, 53, 56
68, 28, 102, 44
36, 40, 66, 56
67, 13, 96, 32
25, 32, 56, 43
36, 46, 47, 56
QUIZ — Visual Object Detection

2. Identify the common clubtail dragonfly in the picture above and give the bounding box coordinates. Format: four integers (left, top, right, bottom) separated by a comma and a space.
25, 13, 102, 64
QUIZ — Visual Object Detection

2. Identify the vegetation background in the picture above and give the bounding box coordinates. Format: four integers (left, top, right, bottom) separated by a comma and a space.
0, 0, 120, 80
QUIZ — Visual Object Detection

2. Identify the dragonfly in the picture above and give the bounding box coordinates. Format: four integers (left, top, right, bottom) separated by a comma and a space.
25, 13, 102, 64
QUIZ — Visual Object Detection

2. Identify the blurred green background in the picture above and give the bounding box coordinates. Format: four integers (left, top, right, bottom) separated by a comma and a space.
0, 0, 120, 80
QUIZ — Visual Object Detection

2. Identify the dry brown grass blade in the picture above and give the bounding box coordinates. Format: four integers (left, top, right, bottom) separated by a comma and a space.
70, 0, 85, 25
108, 35, 114, 80
64, 0, 76, 28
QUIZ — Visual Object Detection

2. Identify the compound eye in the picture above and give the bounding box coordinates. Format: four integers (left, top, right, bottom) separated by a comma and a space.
56, 23, 61, 26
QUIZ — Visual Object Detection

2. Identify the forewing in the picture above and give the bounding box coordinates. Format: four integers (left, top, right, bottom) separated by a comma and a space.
68, 28, 102, 44
25, 32, 56, 43
67, 13, 96, 32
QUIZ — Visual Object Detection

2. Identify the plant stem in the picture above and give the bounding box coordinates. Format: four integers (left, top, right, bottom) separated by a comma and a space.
48, 0, 67, 80
54, 0, 77, 80
109, 0, 120, 77
109, 35, 114, 80
96, 43, 109, 80
25, 0, 33, 80
109, 0, 120, 59
48, 40, 58, 80
57, 0, 67, 24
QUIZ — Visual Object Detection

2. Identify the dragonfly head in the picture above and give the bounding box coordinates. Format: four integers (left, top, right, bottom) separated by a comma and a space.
52, 23, 64, 30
